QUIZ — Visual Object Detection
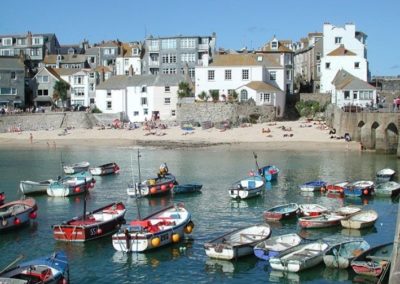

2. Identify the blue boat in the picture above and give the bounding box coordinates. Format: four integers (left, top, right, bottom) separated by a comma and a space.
344, 180, 375, 197
299, 180, 327, 192
259, 165, 280, 181
173, 183, 203, 194
253, 233, 302, 261
0, 251, 69, 283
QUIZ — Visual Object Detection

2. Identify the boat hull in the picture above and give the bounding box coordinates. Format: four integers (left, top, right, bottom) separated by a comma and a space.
0, 198, 38, 231
259, 165, 279, 182
253, 233, 302, 261
63, 162, 90, 174
264, 203, 299, 221
298, 214, 345, 229
20, 180, 53, 195
340, 210, 378, 229
89, 163, 120, 176
351, 242, 392, 277
228, 175, 265, 200
173, 184, 202, 194
323, 240, 370, 269
53, 202, 126, 242
127, 174, 176, 197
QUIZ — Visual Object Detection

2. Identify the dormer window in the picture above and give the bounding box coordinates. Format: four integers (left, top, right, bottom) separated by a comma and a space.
257, 56, 263, 62
271, 40, 278, 50
335, 37, 342, 44
132, 48, 139, 55
57, 55, 62, 61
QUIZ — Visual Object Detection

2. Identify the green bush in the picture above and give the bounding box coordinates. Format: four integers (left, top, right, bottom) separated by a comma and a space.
91, 106, 102, 113
295, 100, 321, 117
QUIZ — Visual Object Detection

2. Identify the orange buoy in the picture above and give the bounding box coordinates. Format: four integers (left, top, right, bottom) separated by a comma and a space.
151, 237, 161, 247
150, 187, 158, 194
161, 185, 167, 191
363, 189, 369, 195
171, 233, 180, 243
97, 228, 103, 234
74, 187, 81, 193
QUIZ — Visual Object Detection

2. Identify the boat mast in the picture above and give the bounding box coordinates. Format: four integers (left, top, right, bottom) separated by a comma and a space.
136, 149, 142, 220
83, 179, 87, 220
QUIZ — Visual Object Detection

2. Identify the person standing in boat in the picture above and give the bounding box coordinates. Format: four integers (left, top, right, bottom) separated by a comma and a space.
158, 163, 169, 178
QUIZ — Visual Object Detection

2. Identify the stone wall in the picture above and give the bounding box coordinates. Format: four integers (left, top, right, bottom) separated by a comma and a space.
299, 93, 331, 106
176, 102, 276, 125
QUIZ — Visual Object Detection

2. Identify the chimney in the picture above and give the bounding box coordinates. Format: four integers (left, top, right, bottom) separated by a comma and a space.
128, 65, 134, 76
101, 68, 105, 82
27, 31, 32, 46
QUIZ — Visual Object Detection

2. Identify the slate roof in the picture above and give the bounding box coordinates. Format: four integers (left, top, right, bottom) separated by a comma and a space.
84, 47, 99, 56
332, 69, 375, 90
97, 74, 187, 90
43, 54, 87, 64
0, 56, 25, 70
52, 68, 82, 76
240, 81, 283, 93
209, 53, 282, 68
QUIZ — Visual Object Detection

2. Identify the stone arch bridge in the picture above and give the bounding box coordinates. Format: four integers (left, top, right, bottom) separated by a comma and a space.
328, 108, 399, 155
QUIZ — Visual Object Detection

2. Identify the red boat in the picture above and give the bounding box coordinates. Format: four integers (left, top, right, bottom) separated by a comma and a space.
298, 213, 345, 229
0, 192, 5, 206
0, 198, 38, 231
53, 202, 126, 242
321, 181, 349, 194
263, 203, 299, 221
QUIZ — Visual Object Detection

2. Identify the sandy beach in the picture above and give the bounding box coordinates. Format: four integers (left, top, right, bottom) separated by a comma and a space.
0, 119, 359, 151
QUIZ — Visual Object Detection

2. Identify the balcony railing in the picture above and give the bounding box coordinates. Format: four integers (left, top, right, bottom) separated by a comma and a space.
149, 61, 159, 67
198, 44, 209, 50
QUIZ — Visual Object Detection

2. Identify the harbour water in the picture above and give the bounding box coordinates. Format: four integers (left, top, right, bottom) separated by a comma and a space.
0, 145, 398, 283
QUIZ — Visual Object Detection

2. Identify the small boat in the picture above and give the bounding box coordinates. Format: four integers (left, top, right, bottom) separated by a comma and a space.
47, 172, 95, 197
263, 203, 299, 221
376, 168, 396, 183
19, 179, 54, 195
323, 240, 370, 269
127, 163, 177, 197
253, 233, 302, 261
0, 251, 69, 283
0, 192, 5, 206
351, 242, 393, 277
53, 202, 126, 242
375, 181, 400, 197
340, 210, 378, 229
299, 180, 327, 192
0, 198, 38, 231
63, 161, 90, 174
269, 241, 329, 272
89, 162, 120, 176
299, 204, 329, 217
298, 213, 346, 229
322, 181, 349, 194
259, 165, 280, 182
204, 224, 271, 260
253, 152, 279, 182
173, 183, 202, 194
228, 174, 265, 199
112, 203, 194, 252
335, 205, 362, 217
344, 180, 374, 197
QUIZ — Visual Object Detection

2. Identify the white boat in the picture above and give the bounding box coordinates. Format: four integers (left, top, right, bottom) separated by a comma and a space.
228, 175, 265, 199
47, 172, 95, 197
376, 168, 395, 183
112, 203, 193, 252
299, 180, 327, 192
269, 242, 329, 272
89, 162, 120, 176
323, 240, 370, 269
253, 233, 302, 261
340, 210, 378, 229
299, 204, 329, 217
204, 224, 271, 260
336, 205, 362, 217
63, 161, 90, 174
375, 181, 400, 197
19, 179, 54, 195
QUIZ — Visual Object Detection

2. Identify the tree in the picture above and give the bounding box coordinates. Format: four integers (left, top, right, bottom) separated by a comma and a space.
53, 81, 70, 107
209, 90, 219, 102
177, 82, 193, 99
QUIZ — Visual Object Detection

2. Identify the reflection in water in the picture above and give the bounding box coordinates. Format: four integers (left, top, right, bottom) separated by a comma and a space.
147, 195, 173, 207
269, 270, 300, 284
204, 255, 257, 275
322, 267, 351, 282
298, 227, 342, 241
341, 226, 378, 237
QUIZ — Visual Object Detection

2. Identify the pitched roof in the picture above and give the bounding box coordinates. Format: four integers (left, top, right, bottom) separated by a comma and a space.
38, 67, 69, 85
327, 45, 356, 56
0, 56, 25, 70
209, 53, 282, 68
52, 68, 81, 76
43, 54, 87, 64
120, 43, 141, 57
97, 74, 188, 90
332, 69, 375, 90
260, 41, 293, 53
240, 81, 283, 93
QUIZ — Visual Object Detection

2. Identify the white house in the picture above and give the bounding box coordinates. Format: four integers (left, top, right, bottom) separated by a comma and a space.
331, 69, 376, 108
96, 74, 186, 122
115, 42, 142, 75
195, 53, 286, 117
320, 23, 368, 93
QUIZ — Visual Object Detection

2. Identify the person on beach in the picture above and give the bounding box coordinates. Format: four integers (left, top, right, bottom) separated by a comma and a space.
29, 133, 33, 144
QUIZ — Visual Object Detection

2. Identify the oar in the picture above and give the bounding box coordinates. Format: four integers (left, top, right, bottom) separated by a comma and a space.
0, 254, 24, 274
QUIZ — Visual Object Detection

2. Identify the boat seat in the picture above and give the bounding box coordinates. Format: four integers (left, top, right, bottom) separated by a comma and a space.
366, 255, 390, 261
240, 233, 263, 242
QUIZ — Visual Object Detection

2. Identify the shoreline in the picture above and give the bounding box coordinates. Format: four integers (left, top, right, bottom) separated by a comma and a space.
0, 119, 360, 151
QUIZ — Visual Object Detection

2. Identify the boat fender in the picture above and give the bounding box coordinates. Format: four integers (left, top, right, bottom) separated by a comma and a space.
169, 183, 174, 189
14, 217, 21, 225
151, 236, 161, 247
172, 233, 180, 243
29, 211, 37, 219
363, 189, 369, 195
1, 219, 7, 226
184, 221, 194, 234
74, 187, 81, 193
97, 228, 103, 234
161, 185, 168, 191
150, 187, 158, 194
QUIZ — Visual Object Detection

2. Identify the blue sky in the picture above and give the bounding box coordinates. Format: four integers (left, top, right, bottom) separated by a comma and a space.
2, 0, 399, 76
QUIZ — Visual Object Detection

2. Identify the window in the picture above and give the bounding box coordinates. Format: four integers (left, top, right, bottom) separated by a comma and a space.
89, 72, 95, 79
181, 38, 196, 48
325, 62, 331, 69
286, 70, 291, 80
353, 91, 358, 99
181, 53, 196, 62
316, 53, 321, 61
162, 54, 177, 63
354, 62, 360, 69
225, 70, 232, 80
161, 39, 177, 49
133, 111, 139, 116
208, 70, 215, 81
242, 69, 249, 80
124, 59, 129, 65
2, 38, 12, 46
89, 83, 94, 91
162, 68, 176, 74
73, 88, 84, 96
240, 89, 248, 101
74, 76, 83, 84
0, 88, 17, 95
44, 90, 48, 96
144, 108, 148, 115
133, 48, 139, 55
33, 37, 41, 45
335, 37, 342, 44
141, 86, 147, 92
269, 71, 276, 81
164, 98, 171, 104
107, 101, 112, 109
141, 97, 147, 105
189, 68, 195, 78
17, 38, 26, 45
344, 91, 350, 99
11, 72, 16, 80
165, 86, 170, 92
90, 57, 95, 63
271, 41, 278, 49
107, 91, 111, 97
171, 110, 176, 116
260, 93, 270, 103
